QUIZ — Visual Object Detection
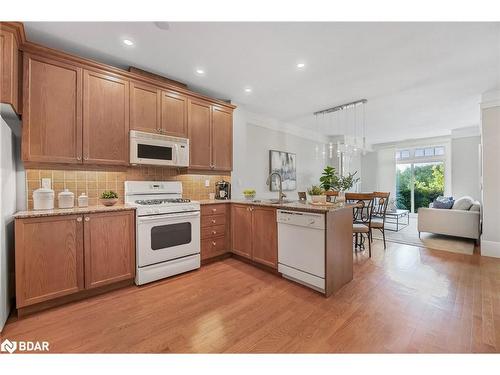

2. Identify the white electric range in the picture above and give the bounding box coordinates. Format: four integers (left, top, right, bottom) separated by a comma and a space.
125, 181, 200, 285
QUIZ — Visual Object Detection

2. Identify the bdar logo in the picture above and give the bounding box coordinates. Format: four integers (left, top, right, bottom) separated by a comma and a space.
1, 339, 17, 353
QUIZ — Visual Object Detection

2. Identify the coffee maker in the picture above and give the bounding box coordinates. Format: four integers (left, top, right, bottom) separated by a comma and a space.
215, 180, 231, 200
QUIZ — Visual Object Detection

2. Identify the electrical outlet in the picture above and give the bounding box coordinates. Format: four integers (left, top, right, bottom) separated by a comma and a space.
205, 179, 210, 188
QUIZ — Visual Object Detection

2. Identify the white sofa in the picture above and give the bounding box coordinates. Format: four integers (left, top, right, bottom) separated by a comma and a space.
417, 199, 481, 240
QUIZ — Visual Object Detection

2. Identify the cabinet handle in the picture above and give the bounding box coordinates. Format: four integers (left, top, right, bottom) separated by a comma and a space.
211, 219, 216, 224
84, 156, 89, 161
212, 230, 217, 235
212, 208, 217, 213
212, 241, 216, 246
76, 217, 82, 222
85, 217, 90, 222
77, 156, 82, 161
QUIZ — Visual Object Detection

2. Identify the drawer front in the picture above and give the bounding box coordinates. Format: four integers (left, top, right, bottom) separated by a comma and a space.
201, 224, 226, 239
201, 237, 227, 260
201, 204, 227, 216
201, 214, 226, 228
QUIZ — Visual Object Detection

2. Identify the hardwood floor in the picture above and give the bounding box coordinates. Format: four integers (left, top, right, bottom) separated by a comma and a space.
1, 240, 500, 353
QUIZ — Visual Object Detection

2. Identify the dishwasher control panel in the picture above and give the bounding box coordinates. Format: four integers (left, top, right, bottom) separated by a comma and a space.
277, 210, 325, 230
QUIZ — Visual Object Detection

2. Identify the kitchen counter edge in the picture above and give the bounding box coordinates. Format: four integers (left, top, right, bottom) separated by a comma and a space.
14, 204, 137, 219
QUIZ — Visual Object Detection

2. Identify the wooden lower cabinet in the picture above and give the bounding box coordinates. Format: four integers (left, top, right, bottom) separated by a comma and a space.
231, 204, 277, 268
200, 204, 229, 261
83, 211, 135, 289
251, 206, 278, 268
15, 210, 135, 309
231, 204, 253, 259
15, 215, 84, 308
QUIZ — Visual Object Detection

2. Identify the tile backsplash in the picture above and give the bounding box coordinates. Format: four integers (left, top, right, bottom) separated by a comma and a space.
25, 167, 230, 209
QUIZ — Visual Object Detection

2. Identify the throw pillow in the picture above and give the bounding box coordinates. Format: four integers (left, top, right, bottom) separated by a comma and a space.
452, 196, 474, 210
432, 196, 454, 209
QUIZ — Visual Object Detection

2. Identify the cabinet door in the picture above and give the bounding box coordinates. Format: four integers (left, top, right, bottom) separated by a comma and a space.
130, 81, 161, 133
84, 210, 135, 289
83, 69, 129, 165
15, 215, 84, 308
251, 207, 278, 269
231, 204, 253, 259
187, 98, 212, 170
201, 237, 227, 261
161, 90, 187, 137
22, 54, 82, 163
0, 27, 21, 114
212, 106, 233, 171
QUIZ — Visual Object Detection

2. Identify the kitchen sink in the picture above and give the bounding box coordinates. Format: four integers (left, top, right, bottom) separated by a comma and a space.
259, 199, 294, 205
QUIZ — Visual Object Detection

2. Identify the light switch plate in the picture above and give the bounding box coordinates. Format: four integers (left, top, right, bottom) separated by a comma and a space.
41, 178, 52, 189
205, 179, 210, 187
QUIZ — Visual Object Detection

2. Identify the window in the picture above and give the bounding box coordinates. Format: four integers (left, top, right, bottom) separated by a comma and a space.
415, 148, 425, 157
400, 150, 410, 159
424, 147, 434, 157
434, 146, 445, 156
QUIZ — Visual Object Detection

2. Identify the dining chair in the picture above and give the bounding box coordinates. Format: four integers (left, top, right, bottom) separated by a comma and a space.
345, 192, 375, 257
371, 192, 390, 249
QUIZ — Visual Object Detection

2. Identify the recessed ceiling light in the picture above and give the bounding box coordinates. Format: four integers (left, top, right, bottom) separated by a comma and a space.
296, 62, 306, 69
195, 68, 205, 76
244, 87, 252, 93
122, 39, 134, 46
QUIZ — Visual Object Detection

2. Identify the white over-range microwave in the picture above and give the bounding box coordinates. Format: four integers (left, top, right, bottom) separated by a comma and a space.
130, 130, 189, 167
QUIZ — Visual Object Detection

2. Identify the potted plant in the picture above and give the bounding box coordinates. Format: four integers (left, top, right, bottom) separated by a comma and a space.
100, 190, 119, 206
336, 171, 360, 203
307, 185, 326, 203
243, 189, 256, 201
319, 166, 340, 201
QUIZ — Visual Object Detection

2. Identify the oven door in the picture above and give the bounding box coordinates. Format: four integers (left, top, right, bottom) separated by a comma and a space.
130, 137, 178, 166
137, 211, 200, 267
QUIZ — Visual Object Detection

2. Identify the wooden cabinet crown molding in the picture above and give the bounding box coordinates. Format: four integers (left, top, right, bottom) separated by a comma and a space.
0, 22, 26, 46
19, 36, 236, 111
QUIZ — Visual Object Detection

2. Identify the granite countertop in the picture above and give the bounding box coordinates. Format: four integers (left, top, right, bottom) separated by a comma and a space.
199, 199, 352, 214
14, 204, 136, 219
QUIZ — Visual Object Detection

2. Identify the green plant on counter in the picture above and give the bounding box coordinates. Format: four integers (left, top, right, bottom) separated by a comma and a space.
319, 166, 340, 191
243, 189, 256, 196
338, 171, 360, 191
100, 190, 118, 199
307, 185, 324, 196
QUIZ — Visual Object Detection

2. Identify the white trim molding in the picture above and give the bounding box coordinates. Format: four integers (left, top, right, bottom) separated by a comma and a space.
481, 240, 500, 258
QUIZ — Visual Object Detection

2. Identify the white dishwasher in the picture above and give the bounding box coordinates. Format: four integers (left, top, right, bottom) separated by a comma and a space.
277, 209, 326, 293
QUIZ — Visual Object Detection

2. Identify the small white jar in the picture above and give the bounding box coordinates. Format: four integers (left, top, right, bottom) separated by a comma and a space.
78, 193, 89, 208
33, 188, 55, 210
58, 189, 75, 209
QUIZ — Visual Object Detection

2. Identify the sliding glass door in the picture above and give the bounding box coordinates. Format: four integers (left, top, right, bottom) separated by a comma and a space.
396, 161, 445, 213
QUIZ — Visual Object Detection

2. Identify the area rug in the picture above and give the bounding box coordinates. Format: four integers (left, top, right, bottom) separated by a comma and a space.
371, 217, 475, 255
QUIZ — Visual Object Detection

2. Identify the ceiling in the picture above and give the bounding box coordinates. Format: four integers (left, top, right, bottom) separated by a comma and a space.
24, 22, 500, 144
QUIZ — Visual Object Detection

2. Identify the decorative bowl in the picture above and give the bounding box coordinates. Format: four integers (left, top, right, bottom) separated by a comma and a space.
100, 198, 118, 206
244, 194, 256, 201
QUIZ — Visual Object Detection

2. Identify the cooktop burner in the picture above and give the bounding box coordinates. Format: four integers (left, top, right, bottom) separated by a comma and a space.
135, 198, 191, 205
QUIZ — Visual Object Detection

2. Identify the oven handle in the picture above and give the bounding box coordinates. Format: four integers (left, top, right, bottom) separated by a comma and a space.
138, 211, 200, 223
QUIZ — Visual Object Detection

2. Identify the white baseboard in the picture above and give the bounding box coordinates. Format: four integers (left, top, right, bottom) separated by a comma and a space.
480, 239, 500, 258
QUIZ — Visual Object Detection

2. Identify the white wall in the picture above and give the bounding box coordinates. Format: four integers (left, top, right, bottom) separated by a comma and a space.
451, 135, 481, 201
480, 91, 500, 258
0, 116, 17, 331
232, 106, 333, 199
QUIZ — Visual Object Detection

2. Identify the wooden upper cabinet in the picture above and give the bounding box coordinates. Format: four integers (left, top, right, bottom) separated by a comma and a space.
212, 106, 233, 171
188, 98, 212, 170
251, 207, 278, 269
161, 90, 187, 137
15, 215, 84, 308
231, 204, 253, 259
0, 26, 21, 114
22, 53, 83, 164
83, 69, 129, 165
130, 81, 161, 133
84, 211, 135, 289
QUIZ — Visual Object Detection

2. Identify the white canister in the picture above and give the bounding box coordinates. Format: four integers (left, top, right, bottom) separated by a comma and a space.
58, 189, 75, 209
78, 193, 89, 208
33, 188, 55, 210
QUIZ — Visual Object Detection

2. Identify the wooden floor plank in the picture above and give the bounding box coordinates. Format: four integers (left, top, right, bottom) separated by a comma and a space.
1, 240, 500, 353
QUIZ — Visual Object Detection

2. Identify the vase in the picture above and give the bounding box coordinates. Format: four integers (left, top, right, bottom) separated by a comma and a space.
337, 191, 346, 203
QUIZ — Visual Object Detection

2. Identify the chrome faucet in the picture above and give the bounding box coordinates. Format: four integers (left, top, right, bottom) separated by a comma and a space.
266, 172, 287, 203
